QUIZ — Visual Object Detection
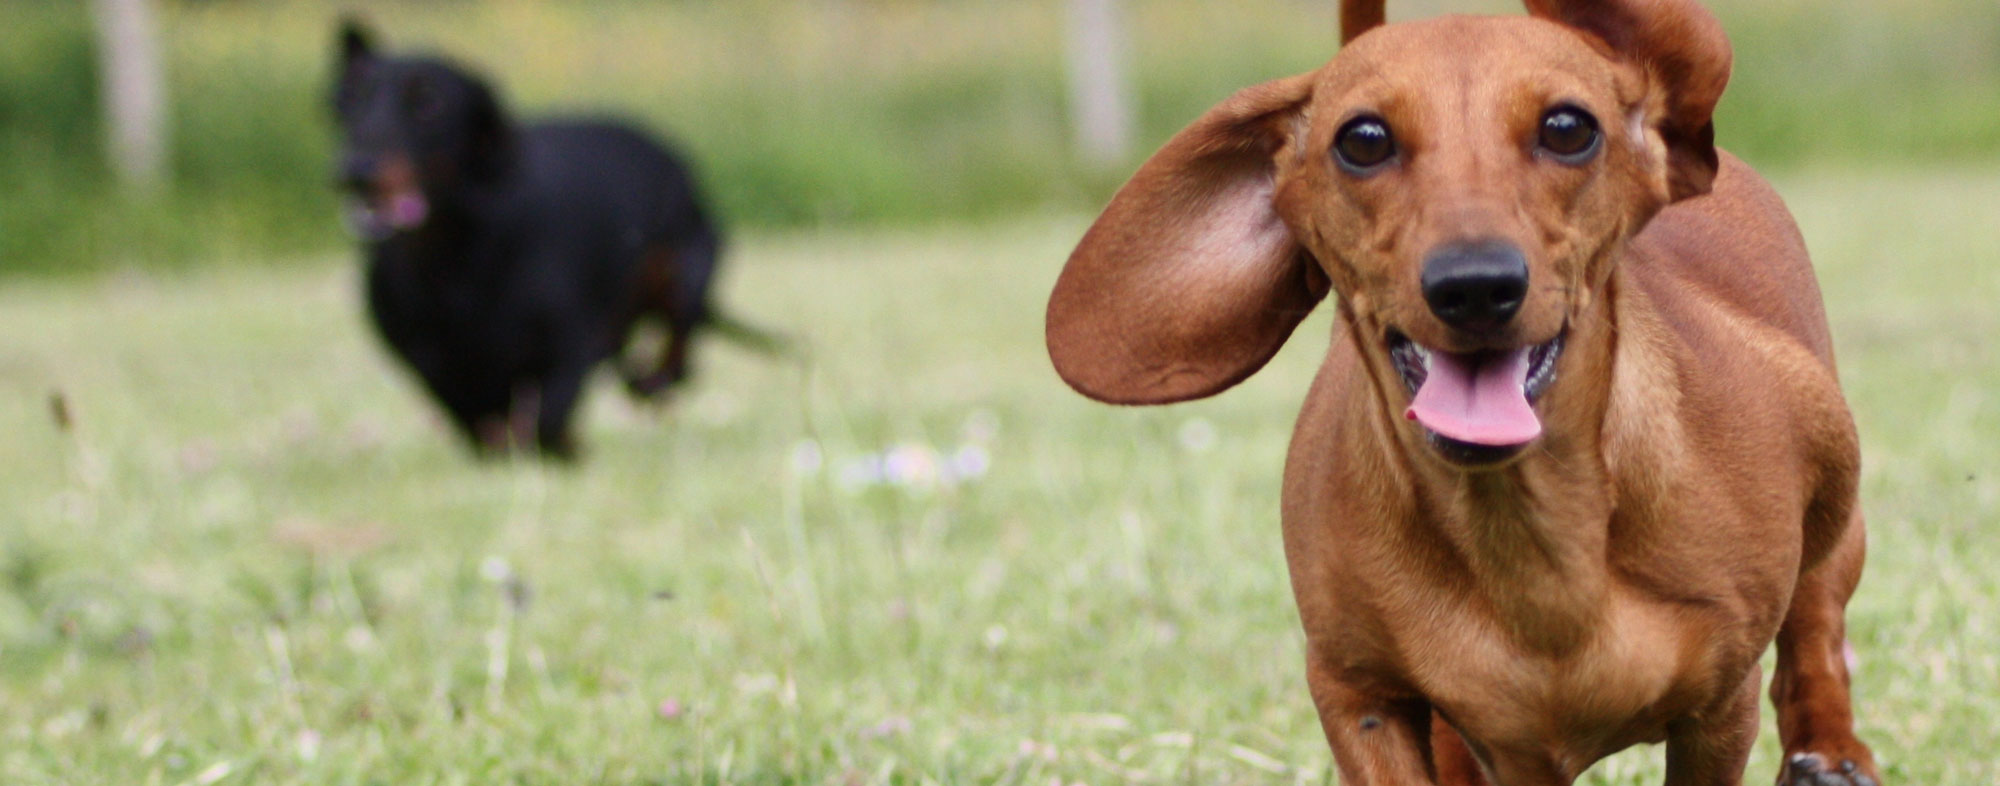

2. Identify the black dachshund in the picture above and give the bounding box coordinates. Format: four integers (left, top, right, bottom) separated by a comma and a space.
333, 21, 765, 458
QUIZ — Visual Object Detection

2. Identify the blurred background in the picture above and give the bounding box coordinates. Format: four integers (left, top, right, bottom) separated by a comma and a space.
3, 2, 1997, 783
5, 0, 1997, 275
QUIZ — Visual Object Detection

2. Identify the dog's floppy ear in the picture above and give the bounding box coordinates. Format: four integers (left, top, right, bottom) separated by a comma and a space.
1526, 0, 1731, 201
333, 19, 376, 116
338, 18, 374, 68
1047, 72, 1325, 405
1341, 0, 1385, 44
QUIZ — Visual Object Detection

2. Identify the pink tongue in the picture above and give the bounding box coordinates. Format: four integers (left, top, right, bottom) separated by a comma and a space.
387, 193, 430, 229
1405, 347, 1541, 446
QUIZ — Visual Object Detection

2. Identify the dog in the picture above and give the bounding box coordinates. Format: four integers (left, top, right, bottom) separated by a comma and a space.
1047, 1, 1876, 783
332, 21, 749, 458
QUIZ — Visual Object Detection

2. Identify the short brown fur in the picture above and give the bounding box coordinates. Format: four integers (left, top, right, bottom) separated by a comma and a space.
1046, 2, 1876, 784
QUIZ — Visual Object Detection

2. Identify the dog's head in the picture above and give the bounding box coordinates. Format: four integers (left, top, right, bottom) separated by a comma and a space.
1047, 0, 1730, 467
330, 20, 513, 240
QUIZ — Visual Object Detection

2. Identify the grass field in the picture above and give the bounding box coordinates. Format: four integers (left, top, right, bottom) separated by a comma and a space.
2, 166, 1997, 783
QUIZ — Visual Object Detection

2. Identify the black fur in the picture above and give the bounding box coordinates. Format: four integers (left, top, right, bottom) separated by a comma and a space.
332, 20, 723, 459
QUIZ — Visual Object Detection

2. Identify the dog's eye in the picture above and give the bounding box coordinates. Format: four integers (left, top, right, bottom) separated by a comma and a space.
1538, 106, 1600, 161
1333, 116, 1396, 172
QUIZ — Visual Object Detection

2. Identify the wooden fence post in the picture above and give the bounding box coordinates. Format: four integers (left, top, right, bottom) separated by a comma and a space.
1064, 0, 1135, 168
91, 0, 169, 194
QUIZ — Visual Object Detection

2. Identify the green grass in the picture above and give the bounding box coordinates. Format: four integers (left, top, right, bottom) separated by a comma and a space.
2, 167, 1997, 783
4, 0, 1998, 273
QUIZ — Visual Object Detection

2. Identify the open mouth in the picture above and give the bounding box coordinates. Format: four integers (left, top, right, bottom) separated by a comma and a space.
1387, 329, 1563, 461
343, 189, 430, 242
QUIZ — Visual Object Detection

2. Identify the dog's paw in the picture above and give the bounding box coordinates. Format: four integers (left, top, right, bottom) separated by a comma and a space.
1780, 752, 1878, 786
623, 370, 684, 400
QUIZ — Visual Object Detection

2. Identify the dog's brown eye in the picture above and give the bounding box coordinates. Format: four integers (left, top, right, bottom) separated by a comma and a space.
1333, 116, 1396, 172
1539, 106, 1600, 161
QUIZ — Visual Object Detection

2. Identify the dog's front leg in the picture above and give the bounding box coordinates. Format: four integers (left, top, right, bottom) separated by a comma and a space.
532, 350, 593, 460
1307, 660, 1449, 785
1662, 666, 1761, 786
1771, 518, 1879, 786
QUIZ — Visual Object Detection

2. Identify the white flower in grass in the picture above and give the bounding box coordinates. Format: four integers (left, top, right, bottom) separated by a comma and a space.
1178, 417, 1217, 453
788, 438, 824, 475
479, 556, 513, 583
836, 435, 994, 492
837, 455, 886, 491
295, 729, 322, 762
963, 409, 1001, 444
1017, 739, 1058, 761
862, 716, 912, 739
883, 443, 941, 487
950, 444, 991, 481
191, 761, 233, 785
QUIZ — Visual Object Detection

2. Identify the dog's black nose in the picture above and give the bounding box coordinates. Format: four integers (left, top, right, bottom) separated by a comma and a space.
1421, 240, 1529, 331
337, 154, 378, 189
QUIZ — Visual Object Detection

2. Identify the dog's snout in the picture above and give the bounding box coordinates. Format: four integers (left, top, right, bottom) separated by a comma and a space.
338, 154, 379, 189
1421, 240, 1529, 332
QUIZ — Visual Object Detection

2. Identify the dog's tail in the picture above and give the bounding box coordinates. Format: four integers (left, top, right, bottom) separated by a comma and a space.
706, 309, 799, 360
1342, 0, 1384, 43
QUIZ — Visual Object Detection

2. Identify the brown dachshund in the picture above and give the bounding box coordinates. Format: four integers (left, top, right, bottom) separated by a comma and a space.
1046, 1, 1876, 784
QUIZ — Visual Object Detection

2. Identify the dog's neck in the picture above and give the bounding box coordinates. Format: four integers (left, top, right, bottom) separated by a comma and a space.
371, 191, 498, 267
374, 211, 462, 263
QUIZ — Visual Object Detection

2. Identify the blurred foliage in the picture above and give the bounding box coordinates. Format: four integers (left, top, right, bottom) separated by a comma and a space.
2, 0, 1997, 274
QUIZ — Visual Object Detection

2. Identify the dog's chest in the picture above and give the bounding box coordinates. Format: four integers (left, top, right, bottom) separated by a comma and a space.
368, 251, 537, 354
1399, 586, 1707, 762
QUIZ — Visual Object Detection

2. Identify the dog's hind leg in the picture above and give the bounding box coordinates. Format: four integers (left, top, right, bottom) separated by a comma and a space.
623, 319, 694, 400
625, 238, 712, 399
1771, 516, 1879, 786
415, 362, 513, 456
637, 328, 693, 398
531, 348, 596, 460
